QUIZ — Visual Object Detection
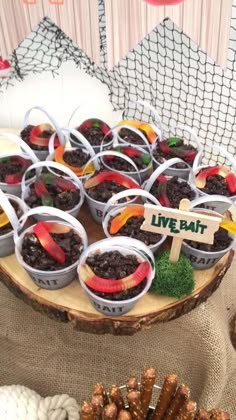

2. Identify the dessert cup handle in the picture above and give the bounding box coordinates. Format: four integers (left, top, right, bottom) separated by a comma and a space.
103, 123, 152, 153
189, 194, 233, 209
144, 157, 193, 192
0, 189, 20, 233
211, 144, 236, 171
170, 124, 202, 150
82, 150, 142, 184
0, 132, 39, 164
67, 104, 82, 127
192, 149, 204, 172
48, 130, 66, 155
14, 205, 88, 247
23, 105, 64, 144
102, 188, 161, 220
48, 127, 96, 159
121, 99, 163, 140
192, 144, 236, 173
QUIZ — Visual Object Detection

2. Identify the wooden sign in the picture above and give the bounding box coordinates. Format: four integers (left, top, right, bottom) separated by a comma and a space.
141, 199, 222, 262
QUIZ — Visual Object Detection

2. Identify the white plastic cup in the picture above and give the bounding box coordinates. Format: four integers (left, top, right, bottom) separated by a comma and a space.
47, 127, 97, 181
14, 206, 88, 290
22, 105, 65, 161
67, 105, 114, 153
101, 123, 153, 183
189, 194, 234, 216
21, 161, 84, 221
102, 189, 167, 253
152, 125, 203, 180
0, 133, 39, 197
0, 191, 27, 257
190, 147, 236, 213
143, 158, 198, 206
190, 166, 236, 214
181, 206, 235, 270
118, 99, 163, 145
77, 237, 155, 316
82, 151, 141, 224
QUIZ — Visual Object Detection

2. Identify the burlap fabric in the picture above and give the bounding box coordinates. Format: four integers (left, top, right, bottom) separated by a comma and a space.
0, 259, 235, 416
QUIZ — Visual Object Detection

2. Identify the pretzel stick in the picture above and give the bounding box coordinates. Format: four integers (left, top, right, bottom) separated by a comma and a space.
91, 394, 104, 420
140, 368, 156, 418
165, 384, 190, 420
127, 376, 139, 392
117, 410, 132, 420
209, 410, 230, 419
103, 403, 118, 420
194, 408, 209, 419
152, 374, 178, 420
94, 383, 109, 406
177, 400, 197, 420
110, 385, 125, 412
80, 401, 95, 420
127, 390, 144, 420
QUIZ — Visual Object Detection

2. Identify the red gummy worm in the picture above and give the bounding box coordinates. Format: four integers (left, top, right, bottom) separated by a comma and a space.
34, 178, 54, 206
225, 172, 236, 193
159, 139, 197, 161
84, 171, 140, 189
29, 125, 60, 147
54, 177, 77, 191
81, 261, 150, 293
5, 156, 31, 184
33, 221, 66, 263
156, 175, 171, 207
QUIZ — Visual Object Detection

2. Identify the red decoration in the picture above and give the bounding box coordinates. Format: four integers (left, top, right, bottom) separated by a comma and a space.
0, 57, 10, 70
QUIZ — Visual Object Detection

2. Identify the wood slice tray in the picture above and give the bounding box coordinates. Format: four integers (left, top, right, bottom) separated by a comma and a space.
0, 129, 234, 335
0, 205, 234, 336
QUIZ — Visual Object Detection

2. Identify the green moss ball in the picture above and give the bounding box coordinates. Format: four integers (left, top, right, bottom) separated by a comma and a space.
151, 251, 194, 298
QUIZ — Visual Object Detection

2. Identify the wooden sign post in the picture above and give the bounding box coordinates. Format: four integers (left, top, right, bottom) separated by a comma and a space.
141, 199, 222, 262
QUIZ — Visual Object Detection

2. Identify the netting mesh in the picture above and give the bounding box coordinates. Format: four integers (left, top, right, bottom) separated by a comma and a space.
1, 1, 236, 166
98, 0, 107, 67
